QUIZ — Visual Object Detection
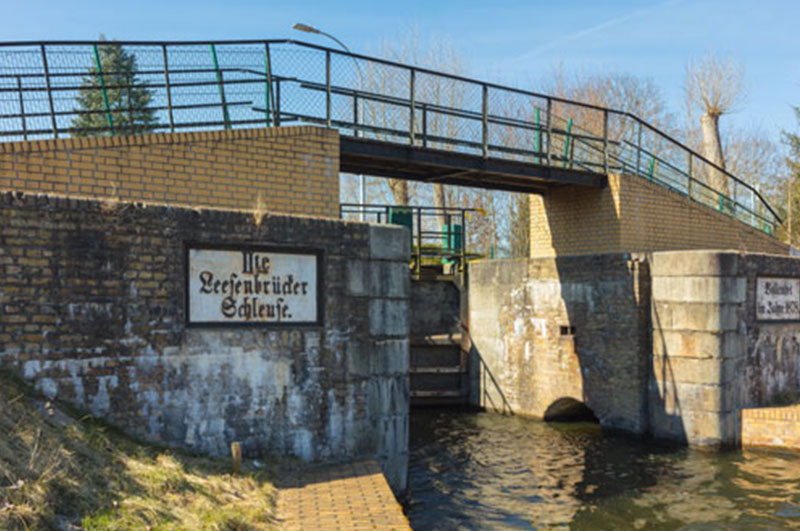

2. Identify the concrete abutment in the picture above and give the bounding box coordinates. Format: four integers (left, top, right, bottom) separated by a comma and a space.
468, 250, 800, 449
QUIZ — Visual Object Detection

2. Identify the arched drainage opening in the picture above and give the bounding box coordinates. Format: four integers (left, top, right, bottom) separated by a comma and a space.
543, 397, 598, 423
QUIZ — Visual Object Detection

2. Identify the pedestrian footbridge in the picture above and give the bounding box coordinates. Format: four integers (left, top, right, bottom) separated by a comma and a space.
0, 39, 780, 235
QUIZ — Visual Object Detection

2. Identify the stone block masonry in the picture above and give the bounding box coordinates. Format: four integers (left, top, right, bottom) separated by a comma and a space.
0, 192, 410, 494
649, 251, 743, 447
468, 255, 651, 434
651, 250, 800, 448
0, 125, 339, 218
470, 250, 800, 450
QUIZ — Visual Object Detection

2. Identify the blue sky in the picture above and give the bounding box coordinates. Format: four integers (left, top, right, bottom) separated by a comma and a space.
4, 0, 800, 142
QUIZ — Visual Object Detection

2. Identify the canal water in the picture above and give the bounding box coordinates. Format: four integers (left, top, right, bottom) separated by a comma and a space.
406, 410, 800, 530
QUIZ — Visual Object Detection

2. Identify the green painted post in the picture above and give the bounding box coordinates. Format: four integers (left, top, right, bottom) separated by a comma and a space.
92, 44, 114, 134
210, 44, 231, 129
561, 118, 573, 168
534, 107, 541, 164
647, 156, 656, 180
718, 195, 725, 212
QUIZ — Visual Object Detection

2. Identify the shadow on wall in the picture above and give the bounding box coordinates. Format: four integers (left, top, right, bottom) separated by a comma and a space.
649, 301, 689, 445
470, 339, 514, 416
466, 252, 673, 438
549, 253, 664, 438
540, 181, 689, 443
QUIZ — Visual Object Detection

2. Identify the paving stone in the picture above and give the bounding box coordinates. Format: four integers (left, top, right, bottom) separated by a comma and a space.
277, 460, 410, 530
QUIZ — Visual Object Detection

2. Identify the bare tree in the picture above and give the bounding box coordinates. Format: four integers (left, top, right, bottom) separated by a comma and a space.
684, 54, 746, 195
541, 66, 675, 136
538, 67, 677, 179
358, 31, 468, 214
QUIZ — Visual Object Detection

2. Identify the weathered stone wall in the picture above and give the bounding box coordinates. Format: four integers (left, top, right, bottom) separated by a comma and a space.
468, 249, 800, 449
650, 250, 800, 448
0, 192, 410, 493
649, 251, 742, 446
410, 279, 460, 338
467, 255, 651, 434
740, 254, 800, 409
529, 173, 789, 258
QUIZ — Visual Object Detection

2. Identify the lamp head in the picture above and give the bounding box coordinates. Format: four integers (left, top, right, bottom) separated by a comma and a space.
293, 23, 320, 34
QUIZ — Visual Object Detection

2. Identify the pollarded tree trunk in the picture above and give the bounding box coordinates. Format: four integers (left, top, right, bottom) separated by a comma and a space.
388, 178, 409, 205
433, 183, 447, 229
701, 112, 729, 197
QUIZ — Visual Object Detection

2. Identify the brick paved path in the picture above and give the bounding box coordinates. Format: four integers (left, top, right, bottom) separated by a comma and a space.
277, 460, 410, 530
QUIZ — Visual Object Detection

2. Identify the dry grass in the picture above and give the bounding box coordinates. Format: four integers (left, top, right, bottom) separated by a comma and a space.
0, 372, 278, 530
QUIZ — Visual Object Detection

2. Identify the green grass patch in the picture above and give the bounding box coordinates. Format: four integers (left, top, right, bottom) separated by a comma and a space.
0, 371, 278, 530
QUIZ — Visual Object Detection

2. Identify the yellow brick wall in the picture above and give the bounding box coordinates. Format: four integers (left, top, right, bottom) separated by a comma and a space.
0, 126, 340, 218
741, 406, 800, 450
530, 173, 789, 257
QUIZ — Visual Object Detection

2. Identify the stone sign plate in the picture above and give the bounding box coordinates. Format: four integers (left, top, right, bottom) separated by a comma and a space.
756, 277, 800, 321
186, 244, 322, 326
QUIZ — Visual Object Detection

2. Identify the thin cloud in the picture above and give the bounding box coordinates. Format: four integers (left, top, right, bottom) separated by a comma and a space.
520, 0, 684, 59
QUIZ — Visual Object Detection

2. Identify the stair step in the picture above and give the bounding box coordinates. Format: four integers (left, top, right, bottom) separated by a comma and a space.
416, 272, 459, 282
410, 366, 465, 374
410, 389, 467, 398
410, 333, 463, 346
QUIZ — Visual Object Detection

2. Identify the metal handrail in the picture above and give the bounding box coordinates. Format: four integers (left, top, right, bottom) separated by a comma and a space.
0, 38, 781, 234
340, 203, 482, 278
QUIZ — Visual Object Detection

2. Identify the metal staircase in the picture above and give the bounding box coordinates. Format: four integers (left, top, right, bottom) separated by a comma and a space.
410, 332, 469, 406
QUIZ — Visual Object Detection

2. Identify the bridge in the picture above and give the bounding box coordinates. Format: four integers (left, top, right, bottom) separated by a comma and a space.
0, 39, 780, 234
1, 39, 799, 497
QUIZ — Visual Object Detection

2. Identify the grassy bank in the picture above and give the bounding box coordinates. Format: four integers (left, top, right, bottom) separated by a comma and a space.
0, 372, 278, 530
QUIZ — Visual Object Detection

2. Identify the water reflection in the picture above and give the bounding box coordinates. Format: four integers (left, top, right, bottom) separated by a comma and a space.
407, 410, 800, 530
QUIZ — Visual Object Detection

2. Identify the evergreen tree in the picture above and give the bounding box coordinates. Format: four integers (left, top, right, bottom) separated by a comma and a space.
71, 37, 158, 136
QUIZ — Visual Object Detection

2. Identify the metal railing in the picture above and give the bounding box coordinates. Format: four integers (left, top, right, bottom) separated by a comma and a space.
0, 39, 781, 234
340, 203, 482, 278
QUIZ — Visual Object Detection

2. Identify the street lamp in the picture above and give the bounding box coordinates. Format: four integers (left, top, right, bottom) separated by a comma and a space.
293, 23, 354, 55
293, 22, 367, 221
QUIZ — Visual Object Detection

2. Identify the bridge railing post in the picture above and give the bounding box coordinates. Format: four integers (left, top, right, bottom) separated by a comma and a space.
275, 79, 281, 127
353, 94, 359, 135
325, 50, 332, 128
545, 98, 552, 167
460, 209, 466, 281
409, 68, 416, 146
416, 207, 423, 278
422, 102, 428, 149
16, 75, 27, 141
40, 44, 57, 138
636, 120, 642, 177
603, 110, 609, 174
482, 84, 488, 158
162, 44, 175, 132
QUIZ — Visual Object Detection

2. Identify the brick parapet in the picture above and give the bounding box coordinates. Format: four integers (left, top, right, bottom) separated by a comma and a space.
0, 125, 339, 218
741, 406, 800, 450
530, 173, 788, 258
